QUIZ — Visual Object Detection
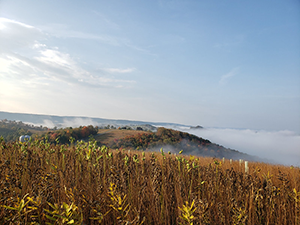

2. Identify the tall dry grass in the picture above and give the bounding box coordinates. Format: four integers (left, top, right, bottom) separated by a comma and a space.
0, 138, 299, 224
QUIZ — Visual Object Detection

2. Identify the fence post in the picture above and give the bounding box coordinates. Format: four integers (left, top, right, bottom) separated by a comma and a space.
239, 159, 243, 166
245, 161, 249, 174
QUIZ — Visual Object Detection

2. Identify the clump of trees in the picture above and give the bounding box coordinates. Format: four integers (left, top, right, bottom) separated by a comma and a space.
0, 120, 34, 142
0, 119, 99, 144
110, 127, 252, 160
35, 125, 98, 144
112, 127, 211, 150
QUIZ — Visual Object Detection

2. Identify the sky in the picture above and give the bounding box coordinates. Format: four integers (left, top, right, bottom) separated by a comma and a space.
0, 0, 300, 134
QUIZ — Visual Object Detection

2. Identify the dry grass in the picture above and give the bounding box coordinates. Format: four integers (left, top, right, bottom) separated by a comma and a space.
96, 129, 151, 146
0, 139, 299, 224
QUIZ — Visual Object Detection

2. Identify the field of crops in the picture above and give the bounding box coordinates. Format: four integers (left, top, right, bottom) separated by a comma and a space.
0, 138, 299, 224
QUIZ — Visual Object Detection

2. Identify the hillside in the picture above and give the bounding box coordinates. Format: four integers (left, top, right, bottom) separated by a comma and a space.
0, 119, 48, 142
95, 129, 151, 145
106, 127, 258, 161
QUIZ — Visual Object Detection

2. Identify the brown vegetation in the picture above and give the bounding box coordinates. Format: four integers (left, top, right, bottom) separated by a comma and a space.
96, 129, 151, 146
0, 138, 299, 224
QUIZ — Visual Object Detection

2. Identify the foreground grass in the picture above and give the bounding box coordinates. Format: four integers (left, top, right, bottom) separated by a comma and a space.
0, 139, 299, 224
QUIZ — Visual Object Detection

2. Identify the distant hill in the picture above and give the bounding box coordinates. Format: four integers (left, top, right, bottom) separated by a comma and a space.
0, 111, 188, 130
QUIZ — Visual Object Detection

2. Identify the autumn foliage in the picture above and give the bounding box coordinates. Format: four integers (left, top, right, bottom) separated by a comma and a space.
35, 125, 98, 144
111, 127, 249, 160
112, 127, 210, 149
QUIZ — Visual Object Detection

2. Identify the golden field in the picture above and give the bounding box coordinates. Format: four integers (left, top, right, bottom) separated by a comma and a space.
0, 138, 299, 224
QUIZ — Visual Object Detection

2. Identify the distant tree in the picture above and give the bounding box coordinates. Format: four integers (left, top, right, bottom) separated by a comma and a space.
80, 126, 89, 138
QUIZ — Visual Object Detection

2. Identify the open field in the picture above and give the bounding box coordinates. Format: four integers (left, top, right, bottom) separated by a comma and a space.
0, 139, 299, 224
96, 129, 151, 146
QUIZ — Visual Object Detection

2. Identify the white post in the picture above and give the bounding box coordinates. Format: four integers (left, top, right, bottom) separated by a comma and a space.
230, 159, 232, 165
245, 161, 249, 174
239, 159, 243, 166
222, 157, 225, 164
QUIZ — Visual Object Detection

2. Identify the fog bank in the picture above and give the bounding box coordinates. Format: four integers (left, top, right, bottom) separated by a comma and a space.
26, 118, 103, 129
176, 127, 300, 167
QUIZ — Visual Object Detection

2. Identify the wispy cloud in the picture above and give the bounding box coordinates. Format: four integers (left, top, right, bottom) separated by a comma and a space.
0, 17, 136, 90
37, 49, 73, 67
91, 11, 120, 30
54, 29, 124, 46
102, 67, 136, 74
219, 67, 239, 85
39, 22, 136, 48
0, 18, 43, 52
0, 17, 34, 29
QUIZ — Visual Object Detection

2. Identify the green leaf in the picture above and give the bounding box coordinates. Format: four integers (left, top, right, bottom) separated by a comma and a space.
45, 214, 57, 221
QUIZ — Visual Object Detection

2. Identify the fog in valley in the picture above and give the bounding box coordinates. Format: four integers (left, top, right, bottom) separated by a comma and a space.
178, 127, 300, 167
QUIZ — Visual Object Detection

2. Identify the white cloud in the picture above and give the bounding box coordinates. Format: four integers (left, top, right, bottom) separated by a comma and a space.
38, 49, 72, 66
0, 17, 140, 116
219, 67, 239, 85
32, 42, 47, 49
0, 17, 34, 29
34, 48, 88, 83
102, 67, 136, 74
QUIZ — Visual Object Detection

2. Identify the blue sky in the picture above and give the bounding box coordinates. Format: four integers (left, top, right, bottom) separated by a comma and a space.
0, 0, 300, 133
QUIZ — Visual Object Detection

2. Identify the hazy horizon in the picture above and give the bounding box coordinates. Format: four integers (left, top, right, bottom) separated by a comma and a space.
1, 110, 299, 167
1, 109, 299, 134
